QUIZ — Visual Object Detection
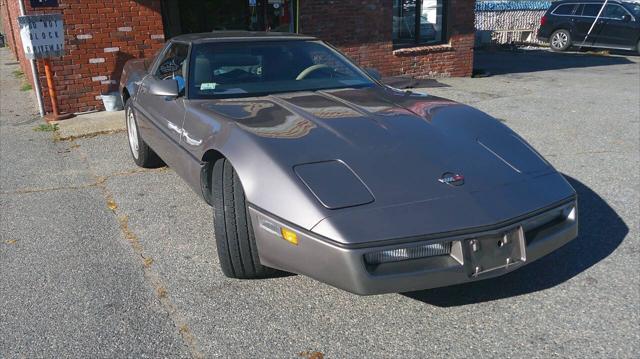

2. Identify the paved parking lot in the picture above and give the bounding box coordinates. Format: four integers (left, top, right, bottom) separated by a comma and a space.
1, 48, 638, 358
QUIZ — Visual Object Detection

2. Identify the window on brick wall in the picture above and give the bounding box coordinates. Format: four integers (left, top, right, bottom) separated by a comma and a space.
392, 0, 446, 46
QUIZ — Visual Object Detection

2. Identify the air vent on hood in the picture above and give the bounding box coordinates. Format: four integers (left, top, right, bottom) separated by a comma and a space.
294, 160, 374, 210
477, 134, 550, 174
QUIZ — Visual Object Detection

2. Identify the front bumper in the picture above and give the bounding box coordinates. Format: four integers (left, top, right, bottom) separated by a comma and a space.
250, 199, 577, 295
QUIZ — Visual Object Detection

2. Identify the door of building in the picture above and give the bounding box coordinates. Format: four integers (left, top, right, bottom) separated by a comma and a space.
161, 0, 297, 39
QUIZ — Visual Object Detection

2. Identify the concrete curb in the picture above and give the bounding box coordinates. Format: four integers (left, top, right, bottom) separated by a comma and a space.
52, 110, 125, 140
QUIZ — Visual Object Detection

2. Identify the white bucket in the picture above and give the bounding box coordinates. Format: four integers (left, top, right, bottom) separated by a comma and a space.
101, 93, 123, 112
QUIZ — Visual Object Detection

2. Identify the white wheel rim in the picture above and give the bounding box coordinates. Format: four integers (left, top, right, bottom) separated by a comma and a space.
552, 32, 568, 49
127, 108, 139, 159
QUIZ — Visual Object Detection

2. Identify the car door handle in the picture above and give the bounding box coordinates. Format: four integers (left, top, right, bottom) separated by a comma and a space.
167, 121, 181, 135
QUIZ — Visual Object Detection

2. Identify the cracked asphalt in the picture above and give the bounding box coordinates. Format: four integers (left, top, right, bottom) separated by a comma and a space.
1, 47, 638, 358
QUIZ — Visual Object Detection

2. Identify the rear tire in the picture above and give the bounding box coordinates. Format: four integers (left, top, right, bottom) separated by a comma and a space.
212, 158, 276, 279
637, 40, 640, 55
550, 29, 571, 52
125, 99, 162, 168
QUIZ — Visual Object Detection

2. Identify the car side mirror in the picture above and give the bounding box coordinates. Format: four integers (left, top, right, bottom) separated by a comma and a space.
365, 68, 382, 81
621, 14, 631, 22
148, 78, 179, 98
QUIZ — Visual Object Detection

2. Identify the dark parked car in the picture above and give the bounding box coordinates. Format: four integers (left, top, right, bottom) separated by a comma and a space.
120, 32, 578, 295
538, 0, 640, 53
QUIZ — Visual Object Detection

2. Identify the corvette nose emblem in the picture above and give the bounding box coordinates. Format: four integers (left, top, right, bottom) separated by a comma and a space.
438, 172, 465, 186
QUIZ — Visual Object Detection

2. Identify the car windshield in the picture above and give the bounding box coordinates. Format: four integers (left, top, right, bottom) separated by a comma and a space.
188, 40, 375, 99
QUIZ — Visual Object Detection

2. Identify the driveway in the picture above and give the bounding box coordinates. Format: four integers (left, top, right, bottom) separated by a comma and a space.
1, 48, 638, 358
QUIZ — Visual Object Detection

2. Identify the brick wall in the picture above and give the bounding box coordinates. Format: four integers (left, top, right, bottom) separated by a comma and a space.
1, 0, 475, 115
299, 0, 475, 78
1, 0, 165, 114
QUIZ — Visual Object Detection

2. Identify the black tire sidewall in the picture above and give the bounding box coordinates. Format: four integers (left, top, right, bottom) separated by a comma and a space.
124, 100, 142, 165
124, 99, 161, 168
212, 158, 276, 279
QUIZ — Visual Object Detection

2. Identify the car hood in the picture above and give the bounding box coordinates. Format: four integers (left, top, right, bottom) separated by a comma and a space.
192, 86, 574, 243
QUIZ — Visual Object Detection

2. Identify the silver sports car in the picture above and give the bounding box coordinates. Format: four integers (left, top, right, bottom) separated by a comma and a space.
120, 31, 578, 295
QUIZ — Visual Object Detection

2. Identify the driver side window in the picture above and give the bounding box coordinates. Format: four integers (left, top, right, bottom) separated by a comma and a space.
603, 4, 628, 20
155, 42, 189, 92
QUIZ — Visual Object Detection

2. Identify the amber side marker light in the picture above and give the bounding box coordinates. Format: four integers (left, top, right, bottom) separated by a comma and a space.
280, 227, 299, 245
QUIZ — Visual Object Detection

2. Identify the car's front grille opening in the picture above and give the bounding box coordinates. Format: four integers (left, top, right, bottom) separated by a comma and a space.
364, 241, 452, 265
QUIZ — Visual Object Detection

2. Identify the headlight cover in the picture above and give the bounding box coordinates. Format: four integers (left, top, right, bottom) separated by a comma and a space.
294, 160, 374, 210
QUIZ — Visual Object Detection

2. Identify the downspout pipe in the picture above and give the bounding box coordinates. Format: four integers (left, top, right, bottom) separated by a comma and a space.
18, 0, 46, 117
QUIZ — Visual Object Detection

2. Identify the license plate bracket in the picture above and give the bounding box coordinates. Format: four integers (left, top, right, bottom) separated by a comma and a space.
466, 226, 526, 277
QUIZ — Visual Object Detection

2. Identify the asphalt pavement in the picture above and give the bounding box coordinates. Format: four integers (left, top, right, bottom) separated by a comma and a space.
1, 47, 638, 358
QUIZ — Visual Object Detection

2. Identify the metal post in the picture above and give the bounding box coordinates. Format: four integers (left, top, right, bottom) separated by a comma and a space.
579, 0, 609, 49
43, 58, 60, 116
18, 0, 46, 117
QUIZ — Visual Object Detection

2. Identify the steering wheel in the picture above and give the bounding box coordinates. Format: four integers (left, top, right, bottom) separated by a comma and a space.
296, 64, 332, 80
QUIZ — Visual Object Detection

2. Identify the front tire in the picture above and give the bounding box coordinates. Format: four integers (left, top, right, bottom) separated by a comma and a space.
550, 29, 571, 52
125, 99, 162, 168
212, 158, 276, 279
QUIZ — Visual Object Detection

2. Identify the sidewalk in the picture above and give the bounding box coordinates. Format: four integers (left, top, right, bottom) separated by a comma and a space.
0, 49, 188, 357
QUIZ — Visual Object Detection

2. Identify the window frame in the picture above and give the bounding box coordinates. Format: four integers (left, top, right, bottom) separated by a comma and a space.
185, 40, 377, 100
602, 3, 634, 20
392, 0, 448, 49
551, 3, 578, 16
580, 3, 604, 17
552, 2, 635, 21
150, 40, 192, 98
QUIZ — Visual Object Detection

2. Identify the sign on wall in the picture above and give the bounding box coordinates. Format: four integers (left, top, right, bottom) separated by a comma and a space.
30, 0, 59, 7
18, 14, 64, 60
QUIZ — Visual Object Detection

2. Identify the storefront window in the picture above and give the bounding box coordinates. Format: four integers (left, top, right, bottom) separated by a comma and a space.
161, 0, 297, 39
393, 0, 445, 46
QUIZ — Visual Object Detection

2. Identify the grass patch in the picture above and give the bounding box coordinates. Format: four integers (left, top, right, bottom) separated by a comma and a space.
586, 50, 610, 57
299, 351, 324, 359
106, 198, 118, 211
156, 286, 168, 298
34, 123, 59, 132
12, 69, 32, 91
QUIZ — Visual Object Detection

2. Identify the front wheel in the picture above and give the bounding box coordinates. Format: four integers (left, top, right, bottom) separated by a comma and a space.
212, 158, 276, 279
125, 99, 162, 168
550, 29, 571, 52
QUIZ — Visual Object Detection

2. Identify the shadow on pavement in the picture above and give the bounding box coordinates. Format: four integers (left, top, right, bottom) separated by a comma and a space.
475, 49, 636, 75
403, 175, 628, 307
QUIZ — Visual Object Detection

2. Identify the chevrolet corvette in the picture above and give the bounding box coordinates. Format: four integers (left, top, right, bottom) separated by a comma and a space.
120, 31, 578, 295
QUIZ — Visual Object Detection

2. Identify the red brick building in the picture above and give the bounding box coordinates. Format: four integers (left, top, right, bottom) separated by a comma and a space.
1, 0, 474, 115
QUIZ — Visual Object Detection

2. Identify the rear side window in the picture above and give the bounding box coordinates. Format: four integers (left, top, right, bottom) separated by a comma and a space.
581, 3, 603, 17
553, 4, 577, 15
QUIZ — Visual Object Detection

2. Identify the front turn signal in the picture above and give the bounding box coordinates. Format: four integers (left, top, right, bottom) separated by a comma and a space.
280, 227, 298, 245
